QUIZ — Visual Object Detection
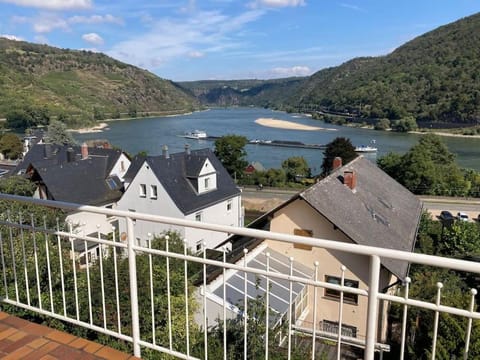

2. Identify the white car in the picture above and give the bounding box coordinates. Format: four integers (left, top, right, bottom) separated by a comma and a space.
457, 212, 469, 222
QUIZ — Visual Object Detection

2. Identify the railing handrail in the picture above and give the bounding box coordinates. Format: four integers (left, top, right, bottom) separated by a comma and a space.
1, 193, 479, 275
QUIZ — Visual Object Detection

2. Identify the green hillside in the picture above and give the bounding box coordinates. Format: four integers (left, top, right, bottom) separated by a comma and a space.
0, 38, 197, 125
179, 77, 305, 109
293, 12, 480, 124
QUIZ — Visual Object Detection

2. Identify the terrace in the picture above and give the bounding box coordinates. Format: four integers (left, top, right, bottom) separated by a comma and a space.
0, 193, 478, 359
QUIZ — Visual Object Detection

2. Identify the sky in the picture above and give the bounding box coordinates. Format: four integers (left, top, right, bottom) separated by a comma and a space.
0, 0, 479, 82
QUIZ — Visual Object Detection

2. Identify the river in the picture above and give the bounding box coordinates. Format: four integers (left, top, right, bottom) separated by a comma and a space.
73, 107, 480, 173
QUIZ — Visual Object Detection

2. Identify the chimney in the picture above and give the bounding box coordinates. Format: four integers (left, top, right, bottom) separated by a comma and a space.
343, 170, 357, 190
162, 145, 169, 159
185, 144, 191, 155
81, 142, 88, 160
332, 157, 342, 170
66, 147, 75, 163
44, 143, 52, 159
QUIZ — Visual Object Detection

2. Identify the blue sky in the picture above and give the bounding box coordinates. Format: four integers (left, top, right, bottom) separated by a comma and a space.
0, 0, 479, 81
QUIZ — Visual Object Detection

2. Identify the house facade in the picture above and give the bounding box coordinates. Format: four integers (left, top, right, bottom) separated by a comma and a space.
207, 156, 422, 352
19, 143, 130, 237
117, 146, 242, 250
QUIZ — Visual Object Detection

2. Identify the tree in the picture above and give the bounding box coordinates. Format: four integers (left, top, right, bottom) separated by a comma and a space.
46, 120, 76, 145
214, 135, 248, 180
0, 133, 23, 159
392, 116, 418, 132
281, 156, 311, 182
6, 110, 33, 129
321, 137, 357, 175
374, 118, 391, 130
377, 134, 469, 196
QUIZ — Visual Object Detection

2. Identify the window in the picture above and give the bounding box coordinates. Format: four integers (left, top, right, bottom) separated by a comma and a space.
195, 212, 202, 221
150, 185, 158, 199
139, 184, 146, 197
227, 200, 232, 212
196, 241, 203, 253
120, 161, 125, 171
293, 228, 313, 250
204, 177, 210, 190
322, 320, 357, 338
324, 275, 359, 304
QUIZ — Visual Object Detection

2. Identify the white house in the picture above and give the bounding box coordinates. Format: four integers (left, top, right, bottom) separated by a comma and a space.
117, 145, 243, 250
21, 143, 130, 237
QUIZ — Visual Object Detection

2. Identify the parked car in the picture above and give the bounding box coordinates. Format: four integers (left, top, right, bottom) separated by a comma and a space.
439, 211, 454, 221
457, 212, 469, 222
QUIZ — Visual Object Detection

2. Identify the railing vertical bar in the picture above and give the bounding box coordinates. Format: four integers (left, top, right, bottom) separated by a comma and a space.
183, 239, 190, 358
365, 255, 381, 360
84, 236, 93, 325
337, 265, 346, 360
312, 261, 319, 360
203, 242, 208, 360
0, 232, 8, 299
148, 234, 156, 346
19, 212, 31, 306
7, 210, 19, 302
431, 282, 443, 360
18, 213, 29, 305
243, 249, 248, 360
265, 252, 271, 360
31, 216, 41, 308
464, 288, 477, 360
112, 227, 121, 334
223, 247, 227, 360
43, 216, 54, 313
126, 217, 141, 358
69, 222, 79, 321
56, 219, 67, 317
399, 277, 411, 360
97, 229, 107, 330
287, 257, 294, 360
166, 235, 173, 350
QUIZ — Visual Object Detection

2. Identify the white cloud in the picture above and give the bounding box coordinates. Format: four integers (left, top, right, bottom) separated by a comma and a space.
33, 13, 69, 33
108, 9, 264, 70
270, 65, 312, 77
0, 34, 23, 41
188, 51, 204, 58
69, 14, 124, 25
340, 3, 366, 12
0, 0, 92, 10
82, 32, 104, 45
251, 0, 305, 8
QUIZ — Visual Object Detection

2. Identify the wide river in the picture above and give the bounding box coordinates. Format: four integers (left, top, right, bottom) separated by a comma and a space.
74, 107, 480, 173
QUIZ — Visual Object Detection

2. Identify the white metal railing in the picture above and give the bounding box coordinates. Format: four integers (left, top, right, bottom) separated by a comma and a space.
0, 193, 478, 360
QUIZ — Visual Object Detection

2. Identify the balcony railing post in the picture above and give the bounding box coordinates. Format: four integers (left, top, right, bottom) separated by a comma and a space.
126, 217, 141, 358
365, 255, 380, 360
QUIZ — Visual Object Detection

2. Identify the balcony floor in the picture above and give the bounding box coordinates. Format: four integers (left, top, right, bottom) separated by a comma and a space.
0, 312, 139, 360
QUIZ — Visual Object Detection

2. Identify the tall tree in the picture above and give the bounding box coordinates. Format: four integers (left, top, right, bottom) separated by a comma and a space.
214, 135, 248, 180
378, 134, 469, 195
281, 156, 311, 182
321, 137, 357, 175
46, 120, 76, 145
0, 133, 23, 159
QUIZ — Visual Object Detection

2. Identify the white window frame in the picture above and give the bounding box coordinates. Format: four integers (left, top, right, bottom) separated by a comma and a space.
150, 185, 158, 199
139, 184, 146, 198
195, 212, 202, 222
204, 177, 210, 190
227, 200, 232, 212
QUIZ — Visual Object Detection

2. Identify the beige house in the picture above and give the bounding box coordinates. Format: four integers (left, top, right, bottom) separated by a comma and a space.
207, 156, 422, 353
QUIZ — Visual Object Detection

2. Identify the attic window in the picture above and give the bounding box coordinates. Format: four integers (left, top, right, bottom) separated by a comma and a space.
139, 184, 146, 198
293, 229, 313, 250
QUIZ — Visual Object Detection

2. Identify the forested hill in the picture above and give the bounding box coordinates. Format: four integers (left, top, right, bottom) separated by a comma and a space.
178, 77, 305, 109
293, 12, 480, 124
184, 13, 480, 125
0, 38, 197, 123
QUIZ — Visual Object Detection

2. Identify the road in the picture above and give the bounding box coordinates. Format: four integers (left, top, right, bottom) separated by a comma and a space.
241, 186, 480, 220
